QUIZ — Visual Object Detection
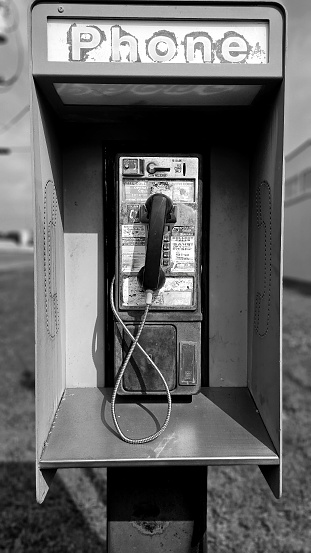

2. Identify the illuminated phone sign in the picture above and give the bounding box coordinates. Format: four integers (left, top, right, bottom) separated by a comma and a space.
47, 20, 268, 64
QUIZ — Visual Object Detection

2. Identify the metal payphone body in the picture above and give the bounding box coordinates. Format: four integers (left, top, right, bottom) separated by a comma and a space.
115, 155, 202, 395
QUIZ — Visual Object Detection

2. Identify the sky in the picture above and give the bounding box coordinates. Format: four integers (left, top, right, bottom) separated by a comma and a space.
0, 0, 310, 230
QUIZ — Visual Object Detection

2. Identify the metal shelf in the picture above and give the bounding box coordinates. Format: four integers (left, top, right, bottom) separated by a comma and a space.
39, 387, 279, 468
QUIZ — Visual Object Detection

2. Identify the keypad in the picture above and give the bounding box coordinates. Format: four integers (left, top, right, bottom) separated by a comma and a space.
162, 233, 171, 268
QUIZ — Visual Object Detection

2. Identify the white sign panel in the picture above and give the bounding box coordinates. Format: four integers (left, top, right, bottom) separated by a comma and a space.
47, 20, 268, 64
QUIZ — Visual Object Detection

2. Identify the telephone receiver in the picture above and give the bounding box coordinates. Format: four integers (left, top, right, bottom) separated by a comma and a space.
137, 193, 176, 292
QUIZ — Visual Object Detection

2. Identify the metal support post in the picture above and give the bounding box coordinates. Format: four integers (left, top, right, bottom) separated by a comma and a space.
107, 466, 208, 553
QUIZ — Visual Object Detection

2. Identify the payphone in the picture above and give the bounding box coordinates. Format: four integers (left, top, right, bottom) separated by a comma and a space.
110, 155, 202, 441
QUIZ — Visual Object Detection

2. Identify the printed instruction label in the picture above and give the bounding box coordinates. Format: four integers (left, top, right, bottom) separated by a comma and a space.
122, 237, 145, 272
124, 180, 194, 203
122, 276, 194, 307
122, 224, 145, 237
121, 224, 146, 272
171, 226, 195, 273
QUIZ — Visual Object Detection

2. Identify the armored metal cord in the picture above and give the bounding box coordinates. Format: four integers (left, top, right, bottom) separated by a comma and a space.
110, 277, 172, 444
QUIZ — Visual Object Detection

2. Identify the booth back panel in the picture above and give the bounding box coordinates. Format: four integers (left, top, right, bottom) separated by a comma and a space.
209, 147, 249, 386
63, 136, 104, 387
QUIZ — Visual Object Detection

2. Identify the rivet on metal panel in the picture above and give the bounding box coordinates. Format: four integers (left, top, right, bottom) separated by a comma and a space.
58, 6, 64, 13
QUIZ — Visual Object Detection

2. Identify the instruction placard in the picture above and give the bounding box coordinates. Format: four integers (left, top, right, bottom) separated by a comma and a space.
122, 276, 194, 307
171, 226, 195, 273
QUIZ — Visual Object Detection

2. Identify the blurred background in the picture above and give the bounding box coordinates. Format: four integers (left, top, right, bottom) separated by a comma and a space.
0, 1, 310, 552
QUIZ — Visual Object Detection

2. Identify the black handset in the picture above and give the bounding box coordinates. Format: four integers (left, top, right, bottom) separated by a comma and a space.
137, 193, 176, 292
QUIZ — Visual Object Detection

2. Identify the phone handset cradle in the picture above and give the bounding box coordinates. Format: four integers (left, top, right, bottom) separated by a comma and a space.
111, 192, 176, 444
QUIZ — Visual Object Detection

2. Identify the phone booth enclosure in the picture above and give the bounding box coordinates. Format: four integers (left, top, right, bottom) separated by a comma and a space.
30, 1, 285, 503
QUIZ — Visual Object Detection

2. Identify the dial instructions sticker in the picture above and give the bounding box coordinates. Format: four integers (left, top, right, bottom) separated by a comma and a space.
122, 276, 194, 307
171, 226, 195, 273
123, 179, 195, 203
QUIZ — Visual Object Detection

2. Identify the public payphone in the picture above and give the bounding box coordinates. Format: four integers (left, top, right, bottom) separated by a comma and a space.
110, 155, 202, 442
113, 155, 202, 395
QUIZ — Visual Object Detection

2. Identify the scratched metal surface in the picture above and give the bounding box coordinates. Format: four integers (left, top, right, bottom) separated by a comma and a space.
40, 387, 278, 467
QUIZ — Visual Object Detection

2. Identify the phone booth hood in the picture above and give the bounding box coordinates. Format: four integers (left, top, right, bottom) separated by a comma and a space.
30, 0, 286, 503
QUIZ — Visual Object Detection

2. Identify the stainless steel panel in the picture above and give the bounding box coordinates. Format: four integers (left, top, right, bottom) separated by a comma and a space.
39, 387, 278, 467
209, 147, 249, 386
248, 82, 285, 498
32, 87, 66, 503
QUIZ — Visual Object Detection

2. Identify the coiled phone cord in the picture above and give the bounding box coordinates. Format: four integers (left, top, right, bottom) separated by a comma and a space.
110, 277, 172, 444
